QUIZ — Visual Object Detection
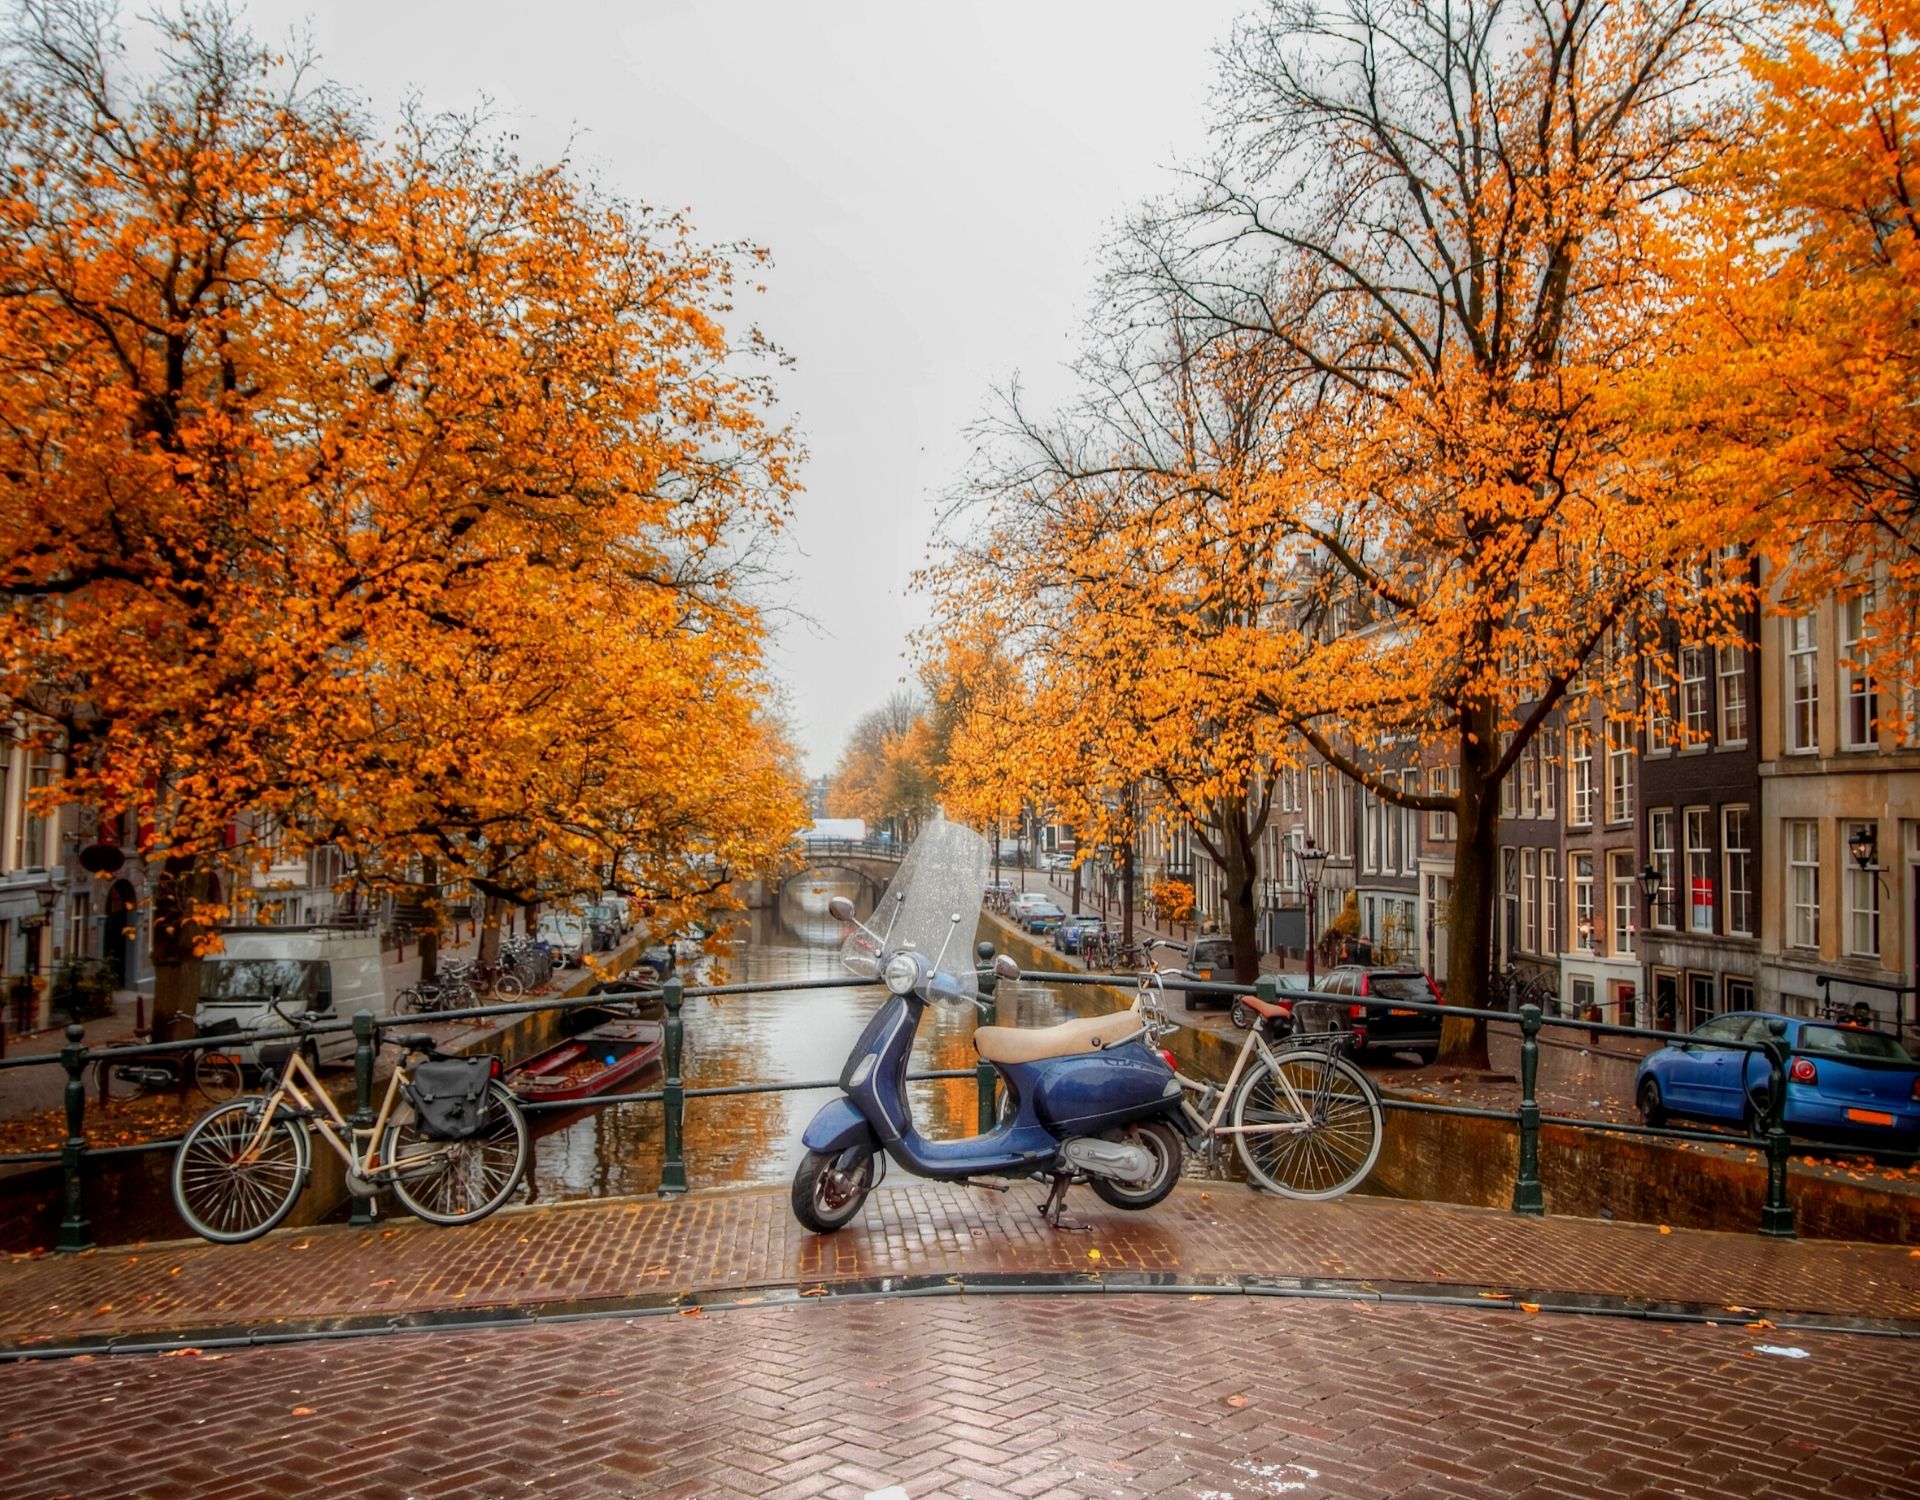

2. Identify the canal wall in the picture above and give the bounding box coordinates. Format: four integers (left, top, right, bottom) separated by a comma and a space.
983, 915, 1917, 1243
1, 946, 647, 1252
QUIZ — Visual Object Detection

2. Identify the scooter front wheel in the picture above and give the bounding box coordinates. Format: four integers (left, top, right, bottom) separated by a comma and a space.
791, 1146, 874, 1233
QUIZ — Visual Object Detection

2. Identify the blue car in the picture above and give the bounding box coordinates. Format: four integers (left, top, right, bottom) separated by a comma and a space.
1635, 1010, 1920, 1148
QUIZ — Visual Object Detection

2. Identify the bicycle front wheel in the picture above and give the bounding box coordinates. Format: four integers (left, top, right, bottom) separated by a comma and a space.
382, 1080, 529, 1226
1232, 1049, 1383, 1200
490, 973, 524, 1000
171, 1098, 310, 1243
90, 1057, 145, 1103
193, 1050, 245, 1103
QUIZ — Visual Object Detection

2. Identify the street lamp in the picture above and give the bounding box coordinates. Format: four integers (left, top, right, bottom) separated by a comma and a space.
1848, 823, 1878, 870
21, 884, 58, 979
1638, 861, 1662, 926
1299, 839, 1331, 990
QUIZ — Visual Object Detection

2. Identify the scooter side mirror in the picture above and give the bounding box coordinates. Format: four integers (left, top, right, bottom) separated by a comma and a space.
993, 954, 1021, 982
828, 896, 855, 921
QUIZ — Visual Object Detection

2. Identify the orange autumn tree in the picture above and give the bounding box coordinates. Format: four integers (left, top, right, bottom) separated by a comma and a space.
1661, 0, 1920, 703
826, 691, 938, 842
1109, 0, 1743, 1060
927, 307, 1306, 979
0, 3, 802, 1025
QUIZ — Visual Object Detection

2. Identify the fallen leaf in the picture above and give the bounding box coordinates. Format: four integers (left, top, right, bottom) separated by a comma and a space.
168, 1267, 181, 1277
1520, 1303, 1541, 1315
1087, 1248, 1101, 1262
1225, 1394, 1249, 1408
1746, 1319, 1775, 1331
290, 1406, 315, 1417
160, 1348, 201, 1359
288, 1240, 311, 1251
678, 1306, 705, 1317
368, 1278, 397, 1288
1657, 1225, 1672, 1235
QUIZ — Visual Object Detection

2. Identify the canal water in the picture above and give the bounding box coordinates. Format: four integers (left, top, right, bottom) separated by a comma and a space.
527, 872, 1150, 1201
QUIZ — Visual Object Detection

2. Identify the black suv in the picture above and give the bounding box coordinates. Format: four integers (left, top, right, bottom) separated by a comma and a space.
1172, 936, 1240, 1012
1317, 965, 1443, 1063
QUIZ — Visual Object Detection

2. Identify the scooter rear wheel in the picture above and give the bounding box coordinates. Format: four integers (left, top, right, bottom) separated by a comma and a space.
791, 1146, 873, 1233
1087, 1119, 1183, 1211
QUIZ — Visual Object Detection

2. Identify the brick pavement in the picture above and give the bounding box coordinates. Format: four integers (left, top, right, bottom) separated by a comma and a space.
0, 1291, 1913, 1499
5, 1181, 1919, 1354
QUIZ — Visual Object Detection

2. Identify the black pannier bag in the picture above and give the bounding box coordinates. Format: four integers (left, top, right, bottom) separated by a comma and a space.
408, 1057, 495, 1140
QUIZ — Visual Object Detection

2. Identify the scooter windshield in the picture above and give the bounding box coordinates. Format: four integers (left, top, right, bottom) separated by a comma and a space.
841, 817, 989, 1001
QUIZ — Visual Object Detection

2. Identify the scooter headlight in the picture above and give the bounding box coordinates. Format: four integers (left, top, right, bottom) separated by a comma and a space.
883, 952, 921, 995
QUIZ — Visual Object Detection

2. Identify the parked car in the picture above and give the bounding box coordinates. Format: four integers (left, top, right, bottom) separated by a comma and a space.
537, 912, 588, 967
1635, 1012, 1920, 1146
1316, 965, 1444, 1063
1043, 852, 1076, 872
1019, 900, 1066, 933
1230, 971, 1310, 1032
195, 927, 386, 1068
1169, 935, 1240, 1012
1008, 892, 1048, 921
1052, 915, 1105, 955
582, 904, 621, 952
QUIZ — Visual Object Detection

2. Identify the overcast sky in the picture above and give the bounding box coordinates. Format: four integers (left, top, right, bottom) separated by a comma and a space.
235, 0, 1247, 775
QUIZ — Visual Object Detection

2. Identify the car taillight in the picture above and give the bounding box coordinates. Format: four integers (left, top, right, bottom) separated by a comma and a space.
1349, 1004, 1365, 1019
1788, 1057, 1817, 1085
1910, 1076, 1920, 1103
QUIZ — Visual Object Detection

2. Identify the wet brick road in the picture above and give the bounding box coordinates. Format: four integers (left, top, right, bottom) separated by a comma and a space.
1, 1293, 1914, 1499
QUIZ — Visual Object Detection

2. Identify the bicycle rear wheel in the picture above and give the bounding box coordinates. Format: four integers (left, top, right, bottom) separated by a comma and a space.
1232, 1049, 1383, 1200
490, 973, 525, 1000
382, 1081, 529, 1225
171, 1098, 310, 1243
90, 1057, 147, 1102
193, 1050, 245, 1103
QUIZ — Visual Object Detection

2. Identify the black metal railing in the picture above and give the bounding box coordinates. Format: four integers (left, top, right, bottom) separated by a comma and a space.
793, 837, 905, 861
3, 943, 1912, 1254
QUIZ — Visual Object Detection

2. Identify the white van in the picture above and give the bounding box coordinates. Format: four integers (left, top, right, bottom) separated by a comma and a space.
194, 927, 387, 1066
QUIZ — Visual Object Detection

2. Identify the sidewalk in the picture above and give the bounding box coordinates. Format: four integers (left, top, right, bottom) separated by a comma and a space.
5, 1179, 1917, 1355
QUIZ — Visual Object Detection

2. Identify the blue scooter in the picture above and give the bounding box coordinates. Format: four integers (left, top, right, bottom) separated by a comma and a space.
792, 826, 1188, 1232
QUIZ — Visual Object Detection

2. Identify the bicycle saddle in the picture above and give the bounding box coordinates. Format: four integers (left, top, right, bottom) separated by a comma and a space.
392, 1033, 442, 1053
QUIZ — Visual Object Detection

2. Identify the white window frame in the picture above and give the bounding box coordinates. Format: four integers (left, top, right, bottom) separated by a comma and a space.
1840, 595, 1876, 751
1606, 720, 1633, 825
1787, 819, 1819, 949
1572, 852, 1596, 952
1648, 808, 1677, 931
1522, 847, 1538, 954
1722, 805, 1753, 938
1787, 614, 1819, 754
1846, 820, 1880, 957
1610, 851, 1637, 957
1679, 647, 1710, 748
1538, 731, 1557, 821
1542, 849, 1560, 956
1568, 724, 1594, 828
1646, 658, 1674, 757
1718, 646, 1748, 746
1684, 806, 1714, 934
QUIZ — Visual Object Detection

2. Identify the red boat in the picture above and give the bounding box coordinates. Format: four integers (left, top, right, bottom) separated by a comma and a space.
507, 1017, 665, 1102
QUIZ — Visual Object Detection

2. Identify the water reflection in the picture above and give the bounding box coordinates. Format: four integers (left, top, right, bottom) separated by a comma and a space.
529, 876, 1110, 1200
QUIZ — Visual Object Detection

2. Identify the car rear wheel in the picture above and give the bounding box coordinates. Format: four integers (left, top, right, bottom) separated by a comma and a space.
1636, 1078, 1665, 1127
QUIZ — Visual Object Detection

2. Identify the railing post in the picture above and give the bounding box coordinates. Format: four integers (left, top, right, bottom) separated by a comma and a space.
1511, 1004, 1545, 1217
57, 1023, 93, 1253
349, 1009, 377, 1227
658, 978, 688, 1196
975, 941, 998, 1133
1757, 1019, 1796, 1239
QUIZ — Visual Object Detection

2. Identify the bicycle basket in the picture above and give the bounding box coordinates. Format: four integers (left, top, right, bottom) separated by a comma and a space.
406, 1057, 495, 1140
258, 1039, 301, 1070
195, 1016, 242, 1040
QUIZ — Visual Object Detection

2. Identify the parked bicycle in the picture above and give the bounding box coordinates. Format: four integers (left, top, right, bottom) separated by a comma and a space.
1491, 964, 1557, 1014
91, 1011, 245, 1105
1144, 942, 1384, 1198
443, 956, 524, 1000
395, 972, 478, 1014
170, 1002, 528, 1243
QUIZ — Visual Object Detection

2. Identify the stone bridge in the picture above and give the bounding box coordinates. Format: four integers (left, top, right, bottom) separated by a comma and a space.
739, 837, 904, 909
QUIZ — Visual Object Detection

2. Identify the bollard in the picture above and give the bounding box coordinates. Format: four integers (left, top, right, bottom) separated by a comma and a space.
975, 941, 999, 1133
57, 1023, 93, 1253
350, 1009, 377, 1227
1756, 1019, 1796, 1239
1510, 1004, 1545, 1217
658, 977, 687, 1196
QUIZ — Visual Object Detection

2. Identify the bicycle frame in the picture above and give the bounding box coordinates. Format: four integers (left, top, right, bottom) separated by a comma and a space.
234, 1047, 455, 1179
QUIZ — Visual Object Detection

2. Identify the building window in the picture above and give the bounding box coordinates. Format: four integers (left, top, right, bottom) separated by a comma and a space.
1568, 724, 1594, 828
1724, 975, 1755, 1009
1846, 821, 1880, 956
1684, 806, 1714, 934
1400, 768, 1419, 875
1787, 819, 1819, 949
1646, 658, 1674, 755
1308, 765, 1321, 844
1610, 851, 1637, 957
15, 749, 53, 870
1606, 720, 1633, 824
1687, 971, 1717, 1030
1722, 806, 1753, 938
1718, 646, 1748, 746
1572, 853, 1595, 951
1427, 766, 1450, 841
1502, 847, 1520, 963
1522, 848, 1538, 954
1500, 735, 1517, 819
1572, 976, 1595, 1015
1542, 849, 1560, 956
1648, 809, 1676, 930
1787, 613, 1819, 753
1679, 647, 1710, 747
1538, 731, 1557, 820
1363, 789, 1381, 875
1841, 595, 1876, 750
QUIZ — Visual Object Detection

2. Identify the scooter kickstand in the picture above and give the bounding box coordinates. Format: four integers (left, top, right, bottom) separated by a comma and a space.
1037, 1173, 1092, 1232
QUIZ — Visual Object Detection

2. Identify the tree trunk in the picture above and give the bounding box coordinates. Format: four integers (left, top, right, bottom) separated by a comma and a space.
1222, 808, 1262, 983
1120, 836, 1135, 948
1440, 713, 1499, 1069
149, 855, 212, 1039
478, 896, 506, 967
418, 858, 440, 983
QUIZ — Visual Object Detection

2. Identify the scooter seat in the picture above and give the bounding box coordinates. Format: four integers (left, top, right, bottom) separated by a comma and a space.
974, 1009, 1140, 1065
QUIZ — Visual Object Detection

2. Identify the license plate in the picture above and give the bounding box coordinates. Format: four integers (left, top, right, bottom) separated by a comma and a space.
1389, 1008, 1417, 1017
1845, 1107, 1895, 1127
